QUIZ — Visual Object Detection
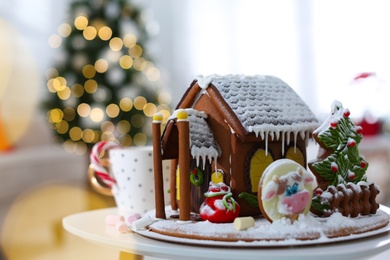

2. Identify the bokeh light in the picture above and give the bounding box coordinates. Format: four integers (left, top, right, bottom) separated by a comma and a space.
58, 23, 72, 37
106, 104, 120, 118
82, 64, 96, 78
90, 107, 105, 122
71, 84, 84, 98
94, 59, 109, 73
129, 44, 142, 58
119, 135, 132, 146
119, 97, 133, 111
69, 126, 83, 141
83, 26, 97, 40
48, 109, 64, 123
77, 103, 91, 117
130, 114, 144, 128
146, 67, 160, 81
84, 79, 98, 94
98, 26, 112, 40
109, 37, 123, 51
133, 133, 147, 146
133, 57, 146, 71
123, 34, 137, 48
74, 16, 88, 30
82, 128, 95, 143
101, 121, 115, 132
117, 120, 131, 134
133, 96, 147, 110
143, 103, 157, 117
56, 121, 69, 134
57, 87, 71, 100
119, 55, 133, 69
63, 107, 76, 121
48, 34, 62, 48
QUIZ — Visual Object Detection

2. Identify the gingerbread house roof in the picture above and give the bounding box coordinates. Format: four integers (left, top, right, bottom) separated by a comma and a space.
193, 75, 319, 141
162, 75, 319, 162
163, 109, 221, 166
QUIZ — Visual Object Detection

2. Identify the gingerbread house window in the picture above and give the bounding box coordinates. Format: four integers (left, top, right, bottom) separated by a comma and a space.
245, 144, 275, 193
250, 148, 274, 192
285, 146, 305, 167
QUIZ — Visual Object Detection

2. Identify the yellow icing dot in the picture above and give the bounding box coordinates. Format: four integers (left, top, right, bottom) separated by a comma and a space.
153, 112, 163, 122
177, 110, 188, 120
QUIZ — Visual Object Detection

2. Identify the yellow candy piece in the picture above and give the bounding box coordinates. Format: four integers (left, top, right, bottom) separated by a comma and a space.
211, 171, 224, 184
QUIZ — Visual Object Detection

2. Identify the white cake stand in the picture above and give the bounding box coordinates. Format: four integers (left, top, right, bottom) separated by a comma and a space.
63, 207, 390, 260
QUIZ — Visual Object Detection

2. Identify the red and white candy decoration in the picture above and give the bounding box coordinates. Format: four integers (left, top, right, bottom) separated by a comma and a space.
90, 141, 121, 188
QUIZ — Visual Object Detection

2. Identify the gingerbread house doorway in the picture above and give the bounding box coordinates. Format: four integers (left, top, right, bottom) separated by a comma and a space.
174, 159, 213, 213
189, 159, 212, 213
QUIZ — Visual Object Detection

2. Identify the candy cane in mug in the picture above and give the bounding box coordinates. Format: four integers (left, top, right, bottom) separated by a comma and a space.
90, 141, 121, 187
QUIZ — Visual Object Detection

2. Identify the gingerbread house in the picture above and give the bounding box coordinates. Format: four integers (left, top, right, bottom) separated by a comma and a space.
152, 75, 319, 220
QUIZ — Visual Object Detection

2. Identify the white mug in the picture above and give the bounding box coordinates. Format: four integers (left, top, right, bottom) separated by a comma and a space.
89, 142, 170, 217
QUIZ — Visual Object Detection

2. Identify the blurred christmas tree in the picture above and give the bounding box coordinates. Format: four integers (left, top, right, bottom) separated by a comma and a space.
44, 0, 171, 154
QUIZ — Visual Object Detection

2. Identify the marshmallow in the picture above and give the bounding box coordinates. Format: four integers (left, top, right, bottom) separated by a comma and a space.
233, 217, 255, 231
105, 214, 125, 226
127, 213, 142, 224
116, 220, 129, 233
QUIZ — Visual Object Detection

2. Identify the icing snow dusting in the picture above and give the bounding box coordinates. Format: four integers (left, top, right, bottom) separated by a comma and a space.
147, 209, 389, 244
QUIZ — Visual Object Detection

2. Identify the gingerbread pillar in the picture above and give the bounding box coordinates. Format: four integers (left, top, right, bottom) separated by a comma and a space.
170, 158, 178, 210
152, 113, 166, 219
177, 110, 191, 221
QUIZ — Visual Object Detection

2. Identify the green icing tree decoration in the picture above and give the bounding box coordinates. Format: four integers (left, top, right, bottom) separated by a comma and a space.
43, 0, 171, 153
309, 100, 369, 215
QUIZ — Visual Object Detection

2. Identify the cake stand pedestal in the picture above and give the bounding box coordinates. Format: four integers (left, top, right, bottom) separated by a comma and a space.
63, 207, 390, 260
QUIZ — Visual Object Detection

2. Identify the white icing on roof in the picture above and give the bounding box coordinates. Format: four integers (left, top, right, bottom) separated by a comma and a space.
169, 108, 207, 120
197, 74, 319, 141
196, 74, 217, 89
170, 108, 221, 168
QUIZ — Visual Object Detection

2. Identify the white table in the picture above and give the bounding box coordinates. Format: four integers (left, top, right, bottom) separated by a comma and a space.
63, 207, 390, 260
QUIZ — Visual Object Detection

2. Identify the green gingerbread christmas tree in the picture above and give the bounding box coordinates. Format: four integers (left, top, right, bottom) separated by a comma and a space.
309, 100, 378, 216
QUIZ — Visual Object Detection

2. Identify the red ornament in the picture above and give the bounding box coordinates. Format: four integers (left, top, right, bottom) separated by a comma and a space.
331, 163, 338, 173
343, 109, 350, 118
330, 119, 338, 129
315, 188, 323, 196
347, 138, 356, 147
348, 171, 355, 180
356, 126, 363, 134
360, 161, 367, 168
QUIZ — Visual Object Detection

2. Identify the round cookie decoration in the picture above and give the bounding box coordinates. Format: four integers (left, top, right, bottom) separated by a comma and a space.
258, 159, 317, 222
